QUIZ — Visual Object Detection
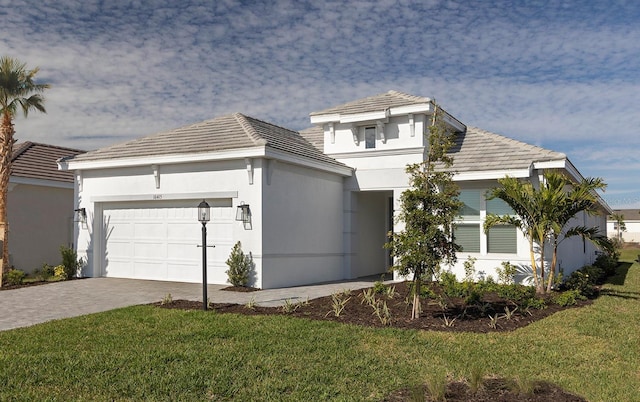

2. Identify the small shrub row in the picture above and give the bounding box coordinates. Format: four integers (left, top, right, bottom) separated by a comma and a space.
562, 249, 620, 297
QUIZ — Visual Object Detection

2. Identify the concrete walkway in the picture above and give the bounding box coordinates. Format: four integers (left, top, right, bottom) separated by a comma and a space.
0, 277, 384, 332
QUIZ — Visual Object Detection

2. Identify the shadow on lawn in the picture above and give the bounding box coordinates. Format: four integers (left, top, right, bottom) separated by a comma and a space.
599, 262, 640, 300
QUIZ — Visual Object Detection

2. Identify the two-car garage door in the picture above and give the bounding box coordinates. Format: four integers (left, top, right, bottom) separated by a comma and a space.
100, 200, 233, 283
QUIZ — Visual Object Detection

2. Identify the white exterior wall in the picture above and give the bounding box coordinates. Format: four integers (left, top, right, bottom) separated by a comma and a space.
323, 115, 427, 155
261, 160, 345, 288
75, 159, 261, 285
607, 221, 640, 243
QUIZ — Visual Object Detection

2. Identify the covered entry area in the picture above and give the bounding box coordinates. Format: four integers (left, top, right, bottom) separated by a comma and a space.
349, 190, 394, 278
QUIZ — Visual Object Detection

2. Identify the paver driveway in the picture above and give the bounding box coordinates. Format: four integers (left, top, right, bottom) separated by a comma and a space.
0, 277, 382, 331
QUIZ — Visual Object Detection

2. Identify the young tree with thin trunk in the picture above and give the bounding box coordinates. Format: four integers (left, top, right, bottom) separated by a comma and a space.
385, 103, 462, 320
0, 56, 49, 285
610, 212, 626, 241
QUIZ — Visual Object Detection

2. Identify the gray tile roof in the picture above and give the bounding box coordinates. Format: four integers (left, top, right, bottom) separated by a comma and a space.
11, 142, 84, 183
444, 126, 566, 172
299, 124, 566, 173
310, 90, 431, 116
69, 113, 349, 170
610, 209, 640, 220
298, 126, 324, 152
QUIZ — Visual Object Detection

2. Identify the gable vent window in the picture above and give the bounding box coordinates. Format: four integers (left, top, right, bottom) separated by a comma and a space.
365, 126, 376, 149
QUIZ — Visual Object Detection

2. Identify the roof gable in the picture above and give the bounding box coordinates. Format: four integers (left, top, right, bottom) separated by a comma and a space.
11, 142, 84, 183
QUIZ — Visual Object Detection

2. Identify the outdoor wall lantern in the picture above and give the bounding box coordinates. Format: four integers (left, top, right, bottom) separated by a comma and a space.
236, 203, 250, 223
197, 200, 210, 311
74, 208, 86, 223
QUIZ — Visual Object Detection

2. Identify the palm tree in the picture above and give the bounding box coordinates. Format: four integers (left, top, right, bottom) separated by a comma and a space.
484, 176, 549, 293
543, 173, 609, 292
485, 172, 609, 294
0, 56, 49, 284
610, 213, 626, 241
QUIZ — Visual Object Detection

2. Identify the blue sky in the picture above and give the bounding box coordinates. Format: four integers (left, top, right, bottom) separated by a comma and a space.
2, 0, 639, 208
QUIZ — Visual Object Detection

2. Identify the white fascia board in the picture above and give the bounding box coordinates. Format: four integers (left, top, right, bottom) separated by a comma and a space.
309, 113, 341, 124
453, 169, 532, 181
339, 110, 389, 124
389, 104, 432, 116
264, 148, 353, 177
326, 146, 425, 159
537, 158, 612, 214
60, 146, 267, 171
442, 112, 466, 132
9, 176, 74, 189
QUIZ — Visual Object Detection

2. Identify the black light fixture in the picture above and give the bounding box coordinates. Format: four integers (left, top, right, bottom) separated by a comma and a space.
74, 208, 86, 223
236, 202, 250, 223
197, 200, 210, 310
198, 200, 210, 223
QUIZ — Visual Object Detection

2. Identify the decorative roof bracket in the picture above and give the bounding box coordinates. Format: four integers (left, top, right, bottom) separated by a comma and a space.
245, 158, 254, 185
351, 125, 359, 145
328, 122, 335, 144
377, 121, 386, 143
408, 114, 415, 137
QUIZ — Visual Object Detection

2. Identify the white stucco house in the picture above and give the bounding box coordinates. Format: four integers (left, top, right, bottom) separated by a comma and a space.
607, 209, 640, 243
9, 142, 84, 273
58, 91, 611, 288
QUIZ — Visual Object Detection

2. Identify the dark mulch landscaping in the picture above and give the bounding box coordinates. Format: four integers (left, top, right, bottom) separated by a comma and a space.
157, 281, 591, 333
384, 378, 587, 401
157, 281, 592, 401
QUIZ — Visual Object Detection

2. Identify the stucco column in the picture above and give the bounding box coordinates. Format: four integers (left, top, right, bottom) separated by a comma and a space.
391, 188, 405, 281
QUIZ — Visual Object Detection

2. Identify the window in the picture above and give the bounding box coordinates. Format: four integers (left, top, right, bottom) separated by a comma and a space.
365, 126, 376, 149
454, 189, 518, 254
487, 225, 517, 253
455, 224, 481, 253
459, 190, 481, 218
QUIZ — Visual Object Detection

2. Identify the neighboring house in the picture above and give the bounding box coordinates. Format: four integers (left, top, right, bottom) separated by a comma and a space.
9, 142, 85, 273
607, 209, 640, 243
58, 91, 611, 288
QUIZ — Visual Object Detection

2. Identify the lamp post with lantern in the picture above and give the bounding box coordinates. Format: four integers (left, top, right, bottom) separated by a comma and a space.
198, 200, 210, 310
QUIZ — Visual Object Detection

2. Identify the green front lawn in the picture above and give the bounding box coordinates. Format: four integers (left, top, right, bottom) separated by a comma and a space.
1, 258, 639, 401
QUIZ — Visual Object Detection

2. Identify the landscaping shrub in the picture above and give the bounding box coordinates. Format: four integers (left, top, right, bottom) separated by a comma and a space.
520, 297, 546, 310
3, 269, 26, 286
496, 283, 536, 304
60, 246, 82, 279
54, 264, 67, 279
594, 253, 619, 277
564, 270, 597, 298
225, 241, 254, 287
552, 289, 586, 307
373, 280, 387, 294
496, 261, 517, 285
580, 265, 606, 285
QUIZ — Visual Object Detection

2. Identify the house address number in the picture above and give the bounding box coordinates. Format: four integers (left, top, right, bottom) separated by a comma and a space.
153, 194, 163, 200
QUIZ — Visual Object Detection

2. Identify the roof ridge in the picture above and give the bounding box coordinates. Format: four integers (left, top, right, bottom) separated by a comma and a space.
233, 113, 268, 146
387, 90, 431, 103
11, 141, 33, 161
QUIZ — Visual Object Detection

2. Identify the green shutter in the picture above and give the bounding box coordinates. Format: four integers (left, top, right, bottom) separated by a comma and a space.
487, 225, 517, 253
455, 224, 480, 253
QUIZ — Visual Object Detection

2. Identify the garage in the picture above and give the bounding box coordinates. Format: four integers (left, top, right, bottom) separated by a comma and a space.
99, 199, 234, 284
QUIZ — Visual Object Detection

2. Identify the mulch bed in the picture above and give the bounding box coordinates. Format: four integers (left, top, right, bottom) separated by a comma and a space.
383, 378, 587, 401
157, 281, 591, 333
156, 281, 592, 401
